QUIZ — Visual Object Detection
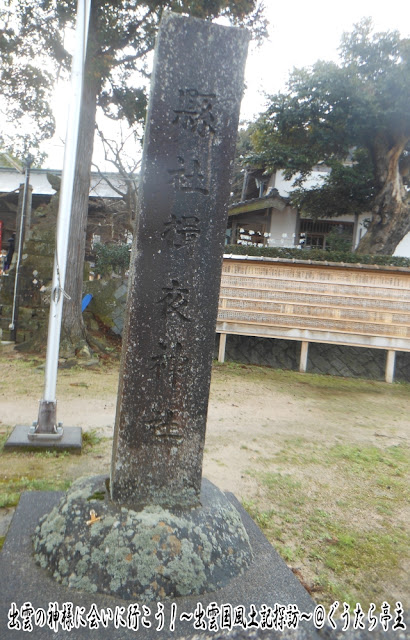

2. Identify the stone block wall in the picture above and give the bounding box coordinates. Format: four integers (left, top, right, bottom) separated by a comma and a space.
83, 278, 128, 336
307, 342, 386, 380
0, 227, 55, 342
395, 351, 410, 382
221, 334, 299, 370
216, 334, 410, 383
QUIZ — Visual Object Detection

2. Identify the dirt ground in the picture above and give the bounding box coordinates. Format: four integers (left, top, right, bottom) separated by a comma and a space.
0, 351, 407, 498
0, 346, 409, 608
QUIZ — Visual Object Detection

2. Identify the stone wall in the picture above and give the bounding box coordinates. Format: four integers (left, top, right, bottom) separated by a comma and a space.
83, 278, 128, 336
0, 210, 129, 344
217, 333, 410, 383
0, 226, 55, 342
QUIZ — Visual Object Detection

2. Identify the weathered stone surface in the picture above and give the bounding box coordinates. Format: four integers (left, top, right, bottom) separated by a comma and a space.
111, 13, 249, 509
33, 476, 253, 602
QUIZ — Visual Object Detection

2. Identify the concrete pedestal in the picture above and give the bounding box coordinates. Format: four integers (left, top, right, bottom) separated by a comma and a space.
0, 487, 319, 640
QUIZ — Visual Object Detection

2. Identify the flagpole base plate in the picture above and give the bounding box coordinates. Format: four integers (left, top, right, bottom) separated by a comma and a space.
3, 425, 82, 453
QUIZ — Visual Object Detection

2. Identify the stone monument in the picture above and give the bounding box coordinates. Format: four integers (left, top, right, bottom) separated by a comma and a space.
33, 12, 253, 601
110, 11, 249, 510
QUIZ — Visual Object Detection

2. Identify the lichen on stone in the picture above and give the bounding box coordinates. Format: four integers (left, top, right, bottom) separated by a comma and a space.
32, 475, 253, 602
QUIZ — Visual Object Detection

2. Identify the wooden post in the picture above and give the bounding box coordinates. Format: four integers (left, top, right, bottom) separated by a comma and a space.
218, 333, 227, 363
299, 341, 309, 373
385, 350, 396, 384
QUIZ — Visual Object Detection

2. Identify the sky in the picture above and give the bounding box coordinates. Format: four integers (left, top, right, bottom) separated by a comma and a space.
240, 0, 410, 121
41, 0, 410, 169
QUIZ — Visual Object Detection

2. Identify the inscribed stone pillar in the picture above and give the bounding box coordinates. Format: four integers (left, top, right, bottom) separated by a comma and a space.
111, 12, 249, 509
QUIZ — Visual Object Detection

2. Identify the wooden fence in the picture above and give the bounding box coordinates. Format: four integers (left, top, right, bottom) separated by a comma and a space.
216, 256, 410, 382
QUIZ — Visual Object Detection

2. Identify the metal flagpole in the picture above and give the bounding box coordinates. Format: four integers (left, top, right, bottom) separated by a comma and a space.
31, 0, 91, 438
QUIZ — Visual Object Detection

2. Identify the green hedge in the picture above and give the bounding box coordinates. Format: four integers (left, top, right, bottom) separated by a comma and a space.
224, 245, 410, 268
93, 243, 131, 276
92, 241, 410, 273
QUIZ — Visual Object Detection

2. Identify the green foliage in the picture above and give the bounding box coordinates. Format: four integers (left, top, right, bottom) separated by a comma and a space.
82, 429, 104, 449
323, 228, 354, 252
230, 123, 258, 201
248, 19, 410, 254
290, 151, 377, 219
1, 0, 266, 159
0, 4, 55, 160
224, 244, 410, 267
251, 20, 410, 178
2, 0, 267, 345
93, 242, 131, 276
0, 476, 71, 508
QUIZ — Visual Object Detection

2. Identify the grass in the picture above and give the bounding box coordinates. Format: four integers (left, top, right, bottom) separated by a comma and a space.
216, 357, 410, 391
244, 438, 410, 609
0, 349, 119, 398
82, 429, 105, 449
0, 476, 72, 508
0, 425, 111, 511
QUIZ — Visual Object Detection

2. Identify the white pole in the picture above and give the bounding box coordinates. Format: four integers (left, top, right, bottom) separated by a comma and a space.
36, 0, 91, 433
385, 350, 396, 384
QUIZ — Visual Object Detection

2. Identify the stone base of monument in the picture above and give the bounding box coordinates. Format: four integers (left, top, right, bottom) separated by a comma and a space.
33, 476, 253, 601
3, 425, 82, 453
0, 479, 326, 640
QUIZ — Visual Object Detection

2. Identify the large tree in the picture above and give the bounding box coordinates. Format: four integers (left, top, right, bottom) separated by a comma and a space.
2, 0, 266, 352
250, 19, 410, 255
0, 4, 55, 161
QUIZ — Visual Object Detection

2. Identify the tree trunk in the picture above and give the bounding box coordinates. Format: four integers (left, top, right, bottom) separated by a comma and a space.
61, 35, 100, 353
357, 136, 410, 255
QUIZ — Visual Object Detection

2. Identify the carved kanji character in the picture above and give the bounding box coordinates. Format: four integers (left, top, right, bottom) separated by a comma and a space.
168, 156, 209, 195
173, 88, 216, 136
157, 279, 191, 321
162, 215, 200, 248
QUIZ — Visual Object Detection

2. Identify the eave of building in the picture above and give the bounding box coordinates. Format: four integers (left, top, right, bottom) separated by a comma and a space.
0, 167, 136, 200
228, 194, 290, 216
